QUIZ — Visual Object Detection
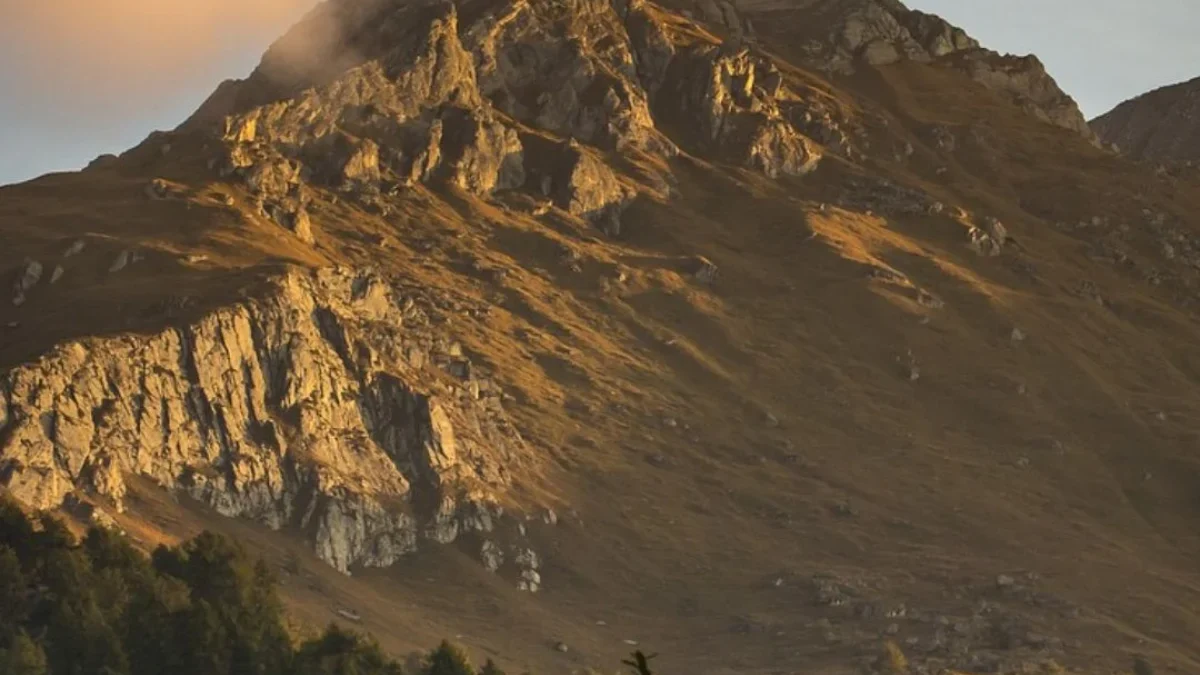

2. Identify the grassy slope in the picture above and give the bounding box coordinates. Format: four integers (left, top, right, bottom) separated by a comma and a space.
5, 13, 1200, 675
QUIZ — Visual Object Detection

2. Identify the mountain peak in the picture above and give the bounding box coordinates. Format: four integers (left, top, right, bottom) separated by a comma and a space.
5, 1, 1198, 673
1092, 74, 1200, 161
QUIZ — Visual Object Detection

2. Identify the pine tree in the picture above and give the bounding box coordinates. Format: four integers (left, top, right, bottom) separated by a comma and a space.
480, 658, 507, 675
0, 504, 410, 675
426, 640, 476, 675
0, 632, 48, 675
294, 624, 404, 675
0, 546, 27, 638
0, 499, 36, 562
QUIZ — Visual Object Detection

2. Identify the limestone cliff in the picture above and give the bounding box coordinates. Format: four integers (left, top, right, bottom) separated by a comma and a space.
1, 268, 517, 573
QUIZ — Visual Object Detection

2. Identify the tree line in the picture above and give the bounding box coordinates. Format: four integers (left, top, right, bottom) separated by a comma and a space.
0, 497, 514, 675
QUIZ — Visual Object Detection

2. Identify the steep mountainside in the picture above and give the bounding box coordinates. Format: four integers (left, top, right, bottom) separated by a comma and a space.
3, 0, 1200, 673
662, 0, 1096, 140
1092, 75, 1200, 161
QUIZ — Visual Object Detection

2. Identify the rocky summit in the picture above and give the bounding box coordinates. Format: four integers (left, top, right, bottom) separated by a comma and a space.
4, 0, 1200, 673
1092, 75, 1200, 162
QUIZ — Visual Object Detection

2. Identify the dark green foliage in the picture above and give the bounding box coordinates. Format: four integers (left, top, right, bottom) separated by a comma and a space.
1134, 655, 1155, 675
152, 532, 292, 675
0, 632, 48, 675
425, 640, 476, 675
294, 624, 403, 675
0, 546, 27, 636
0, 497, 405, 675
0, 499, 36, 559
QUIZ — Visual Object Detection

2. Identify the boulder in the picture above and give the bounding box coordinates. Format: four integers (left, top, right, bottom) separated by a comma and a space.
442, 109, 525, 194
63, 239, 86, 258
525, 136, 633, 234
968, 226, 1002, 257
481, 540, 504, 572
692, 257, 719, 284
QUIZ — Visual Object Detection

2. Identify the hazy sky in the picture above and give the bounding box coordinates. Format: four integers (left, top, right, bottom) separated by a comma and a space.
1, 0, 1199, 186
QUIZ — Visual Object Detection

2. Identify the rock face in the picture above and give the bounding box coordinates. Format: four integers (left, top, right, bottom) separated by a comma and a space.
943, 50, 1095, 141
180, 0, 837, 232
1092, 75, 1200, 160
699, 0, 1093, 142
209, 2, 528, 238
664, 43, 822, 176
0, 268, 521, 573
522, 134, 634, 233
807, 0, 979, 72
466, 0, 667, 154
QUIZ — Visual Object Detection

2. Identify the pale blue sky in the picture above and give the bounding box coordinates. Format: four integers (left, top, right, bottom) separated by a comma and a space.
1, 0, 1198, 186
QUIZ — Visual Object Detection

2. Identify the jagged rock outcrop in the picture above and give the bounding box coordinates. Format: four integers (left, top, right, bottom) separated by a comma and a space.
179, 0, 835, 227
0, 268, 523, 573
193, 0, 530, 245
1091, 75, 1200, 161
665, 44, 822, 176
758, 0, 976, 74
850, 3, 1092, 142
943, 50, 1095, 142
465, 0, 671, 154
714, 0, 1092, 143
521, 133, 634, 232
833, 2, 978, 69
622, 0, 677, 95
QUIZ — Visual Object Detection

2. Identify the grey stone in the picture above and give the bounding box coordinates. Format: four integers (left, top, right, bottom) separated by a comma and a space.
12, 259, 43, 306
663, 45, 821, 177
0, 268, 523, 574
692, 256, 719, 284
797, 1, 1093, 142
63, 239, 86, 258
982, 216, 1008, 245
481, 540, 504, 572
968, 226, 1003, 257
109, 251, 132, 273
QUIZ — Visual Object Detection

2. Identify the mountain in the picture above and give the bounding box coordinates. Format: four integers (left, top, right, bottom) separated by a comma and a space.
3, 0, 1200, 672
1092, 75, 1200, 161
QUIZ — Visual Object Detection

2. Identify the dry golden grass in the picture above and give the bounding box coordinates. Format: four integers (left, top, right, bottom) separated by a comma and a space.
7, 12, 1200, 675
